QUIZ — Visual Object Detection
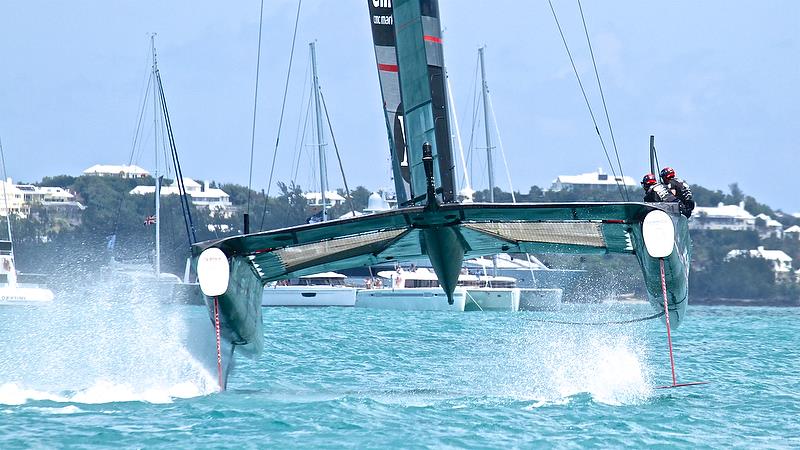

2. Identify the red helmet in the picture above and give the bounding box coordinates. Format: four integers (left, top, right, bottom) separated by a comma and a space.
660, 167, 676, 182
642, 173, 657, 187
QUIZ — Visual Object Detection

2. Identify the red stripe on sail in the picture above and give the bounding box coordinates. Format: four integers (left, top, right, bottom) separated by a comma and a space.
378, 63, 399, 72
423, 35, 442, 44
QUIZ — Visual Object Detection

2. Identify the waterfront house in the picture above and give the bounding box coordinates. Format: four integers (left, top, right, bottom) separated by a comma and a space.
725, 246, 793, 281
83, 164, 150, 179
755, 213, 784, 239
550, 168, 637, 192
0, 178, 28, 217
784, 225, 800, 241
304, 191, 346, 207
130, 178, 232, 214
690, 201, 756, 231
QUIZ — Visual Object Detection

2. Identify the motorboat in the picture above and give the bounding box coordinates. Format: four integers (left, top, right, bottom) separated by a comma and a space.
0, 241, 54, 305
262, 272, 356, 307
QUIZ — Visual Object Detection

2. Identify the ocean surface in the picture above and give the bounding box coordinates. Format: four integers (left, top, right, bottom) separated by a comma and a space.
1, 288, 798, 449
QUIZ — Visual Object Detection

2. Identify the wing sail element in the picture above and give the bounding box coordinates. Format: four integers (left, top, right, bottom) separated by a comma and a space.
368, 0, 456, 204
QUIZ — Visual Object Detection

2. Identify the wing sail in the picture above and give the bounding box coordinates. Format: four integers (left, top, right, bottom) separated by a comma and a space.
367, 0, 411, 204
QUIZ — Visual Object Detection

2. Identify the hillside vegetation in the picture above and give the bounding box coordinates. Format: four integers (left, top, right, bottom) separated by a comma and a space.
11, 175, 799, 303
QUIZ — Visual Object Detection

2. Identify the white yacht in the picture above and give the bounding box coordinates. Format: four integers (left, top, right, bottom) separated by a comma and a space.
355, 267, 524, 312
0, 241, 54, 305
465, 254, 564, 311
262, 272, 356, 307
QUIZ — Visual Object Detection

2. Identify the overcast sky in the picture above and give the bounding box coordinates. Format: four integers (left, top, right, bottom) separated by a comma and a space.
1, 1, 798, 212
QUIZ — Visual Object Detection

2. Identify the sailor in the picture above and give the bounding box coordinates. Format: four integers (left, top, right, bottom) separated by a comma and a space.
660, 167, 695, 218
641, 173, 677, 203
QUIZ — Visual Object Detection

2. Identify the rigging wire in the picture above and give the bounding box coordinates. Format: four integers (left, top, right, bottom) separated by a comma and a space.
292, 92, 314, 184
319, 89, 356, 216
446, 73, 472, 197
486, 90, 516, 202
289, 57, 312, 185
259, 0, 304, 230
577, 0, 629, 201
526, 310, 665, 326
465, 53, 482, 189
128, 72, 153, 167
157, 71, 197, 244
0, 137, 14, 249
246, 0, 266, 219
547, 0, 627, 201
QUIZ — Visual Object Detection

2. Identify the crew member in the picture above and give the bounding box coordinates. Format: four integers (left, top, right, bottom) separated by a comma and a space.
641, 173, 677, 203
660, 167, 695, 218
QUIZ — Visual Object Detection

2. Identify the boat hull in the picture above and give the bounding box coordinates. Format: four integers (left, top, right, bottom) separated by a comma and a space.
0, 285, 54, 305
355, 287, 466, 311
464, 288, 519, 311
262, 286, 356, 307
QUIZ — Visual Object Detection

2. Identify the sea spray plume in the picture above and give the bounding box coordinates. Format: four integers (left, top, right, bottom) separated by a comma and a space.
504, 315, 654, 405
0, 264, 220, 405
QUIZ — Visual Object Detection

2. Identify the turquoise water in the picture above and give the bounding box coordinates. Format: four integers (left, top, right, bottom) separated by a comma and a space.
1, 300, 798, 448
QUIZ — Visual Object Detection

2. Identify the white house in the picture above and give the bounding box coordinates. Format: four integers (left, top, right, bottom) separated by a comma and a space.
725, 246, 793, 280
16, 184, 76, 204
550, 168, 637, 192
304, 191, 346, 207
690, 201, 756, 231
84, 164, 150, 179
0, 178, 28, 217
755, 213, 784, 239
784, 225, 800, 241
130, 178, 232, 212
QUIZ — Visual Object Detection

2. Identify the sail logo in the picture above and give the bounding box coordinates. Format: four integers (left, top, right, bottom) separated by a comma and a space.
373, 14, 393, 25
372, 0, 391, 7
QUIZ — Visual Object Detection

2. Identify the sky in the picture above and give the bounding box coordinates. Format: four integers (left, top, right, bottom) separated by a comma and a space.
0, 1, 798, 212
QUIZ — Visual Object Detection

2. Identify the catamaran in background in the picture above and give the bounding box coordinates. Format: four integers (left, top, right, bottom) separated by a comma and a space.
191, 0, 694, 390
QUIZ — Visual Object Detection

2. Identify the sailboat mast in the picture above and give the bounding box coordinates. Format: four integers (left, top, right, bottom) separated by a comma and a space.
310, 42, 328, 221
151, 34, 161, 278
479, 47, 495, 203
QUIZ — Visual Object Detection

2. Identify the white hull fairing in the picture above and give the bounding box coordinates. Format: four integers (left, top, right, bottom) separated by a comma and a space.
262, 286, 356, 307
464, 288, 519, 312
355, 287, 466, 311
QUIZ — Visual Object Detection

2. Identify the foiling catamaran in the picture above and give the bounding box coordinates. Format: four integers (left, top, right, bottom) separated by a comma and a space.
192, 0, 696, 390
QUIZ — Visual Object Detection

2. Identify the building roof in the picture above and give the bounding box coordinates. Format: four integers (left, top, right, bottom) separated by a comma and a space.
694, 201, 754, 220
551, 168, 637, 188
304, 191, 346, 202
755, 213, 783, 228
130, 178, 230, 201
726, 247, 792, 269
83, 164, 150, 176
784, 225, 800, 234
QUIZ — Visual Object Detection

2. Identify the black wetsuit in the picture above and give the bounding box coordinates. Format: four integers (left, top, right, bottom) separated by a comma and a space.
643, 183, 678, 203
667, 178, 695, 218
